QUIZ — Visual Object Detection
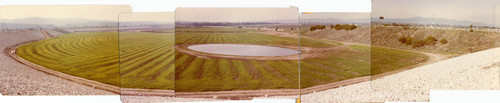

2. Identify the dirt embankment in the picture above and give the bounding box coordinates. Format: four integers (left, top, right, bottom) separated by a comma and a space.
371, 26, 500, 54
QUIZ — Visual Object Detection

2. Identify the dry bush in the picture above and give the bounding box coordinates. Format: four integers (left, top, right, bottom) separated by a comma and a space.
310, 25, 326, 31
405, 37, 414, 45
398, 37, 407, 44
440, 39, 448, 44
424, 36, 438, 45
334, 24, 357, 31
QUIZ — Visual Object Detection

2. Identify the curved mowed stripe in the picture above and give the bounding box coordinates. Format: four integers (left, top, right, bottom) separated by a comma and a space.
174, 28, 426, 92
174, 28, 335, 92
17, 32, 175, 89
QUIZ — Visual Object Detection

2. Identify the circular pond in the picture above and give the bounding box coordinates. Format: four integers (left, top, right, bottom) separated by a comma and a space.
187, 44, 299, 56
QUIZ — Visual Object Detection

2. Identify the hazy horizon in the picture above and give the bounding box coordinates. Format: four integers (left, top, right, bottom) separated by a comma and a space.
0, 5, 131, 21
175, 8, 299, 23
301, 12, 370, 20
119, 12, 174, 23
372, 0, 498, 25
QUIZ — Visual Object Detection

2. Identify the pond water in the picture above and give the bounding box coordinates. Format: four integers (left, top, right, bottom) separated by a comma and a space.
187, 44, 299, 56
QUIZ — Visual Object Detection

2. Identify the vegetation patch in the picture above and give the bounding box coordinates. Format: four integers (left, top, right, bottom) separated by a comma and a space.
398, 36, 442, 48
440, 38, 448, 44
309, 25, 326, 31
334, 24, 357, 31
17, 32, 176, 89
371, 46, 428, 75
17, 32, 121, 87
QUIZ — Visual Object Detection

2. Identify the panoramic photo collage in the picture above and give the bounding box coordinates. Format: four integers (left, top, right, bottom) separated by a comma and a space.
0, 0, 499, 103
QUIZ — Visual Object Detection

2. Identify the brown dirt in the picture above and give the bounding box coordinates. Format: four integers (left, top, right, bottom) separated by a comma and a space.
371, 26, 500, 54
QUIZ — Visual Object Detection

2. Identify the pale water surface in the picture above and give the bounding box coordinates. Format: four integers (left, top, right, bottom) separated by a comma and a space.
187, 44, 299, 56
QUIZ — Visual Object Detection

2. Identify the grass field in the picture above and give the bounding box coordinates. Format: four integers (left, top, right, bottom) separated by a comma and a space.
17, 32, 120, 86
16, 32, 175, 89
119, 32, 175, 89
174, 28, 317, 92
16, 27, 427, 92
175, 28, 427, 92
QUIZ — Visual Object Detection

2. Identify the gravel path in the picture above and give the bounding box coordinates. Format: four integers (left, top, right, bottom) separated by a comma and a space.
371, 47, 500, 91
0, 31, 114, 95
298, 47, 500, 103
298, 82, 429, 103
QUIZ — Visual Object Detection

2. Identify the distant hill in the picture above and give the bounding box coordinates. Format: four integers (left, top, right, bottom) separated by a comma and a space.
372, 17, 493, 26
1, 17, 173, 28
300, 18, 370, 25
0, 17, 116, 27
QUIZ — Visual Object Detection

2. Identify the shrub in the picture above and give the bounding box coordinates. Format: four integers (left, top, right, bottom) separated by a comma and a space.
424, 36, 438, 45
309, 25, 326, 31
398, 37, 407, 44
334, 24, 357, 31
469, 24, 474, 32
412, 40, 426, 48
404, 37, 413, 45
440, 39, 448, 44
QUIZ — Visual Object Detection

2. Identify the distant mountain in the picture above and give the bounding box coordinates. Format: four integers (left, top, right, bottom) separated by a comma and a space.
1, 17, 174, 28
372, 17, 492, 26
300, 18, 370, 24
175, 21, 278, 27
119, 21, 174, 27
263, 19, 299, 24
0, 17, 116, 27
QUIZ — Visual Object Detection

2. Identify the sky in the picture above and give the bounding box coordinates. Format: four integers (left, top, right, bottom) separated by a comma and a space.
300, 12, 370, 19
119, 12, 174, 22
0, 5, 132, 21
175, 8, 299, 22
496, 4, 500, 27
372, 0, 499, 25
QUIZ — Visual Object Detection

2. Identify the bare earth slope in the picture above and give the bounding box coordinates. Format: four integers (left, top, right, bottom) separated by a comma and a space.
371, 26, 500, 53
0, 31, 113, 95
371, 47, 500, 90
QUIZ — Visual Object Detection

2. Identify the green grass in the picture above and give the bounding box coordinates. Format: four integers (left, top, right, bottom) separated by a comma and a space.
16, 27, 427, 92
174, 27, 426, 92
119, 32, 175, 89
17, 32, 175, 90
370, 46, 428, 75
17, 32, 120, 86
